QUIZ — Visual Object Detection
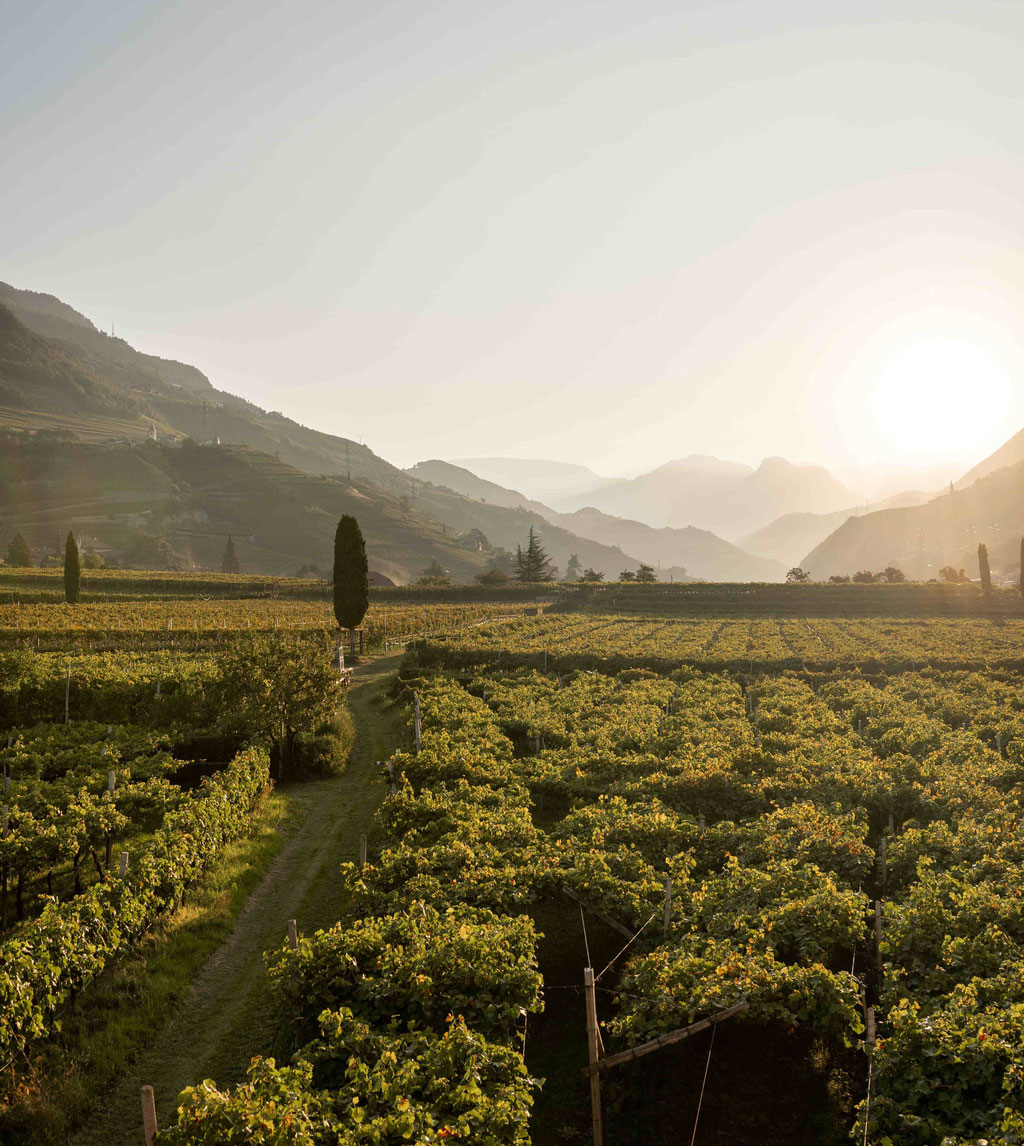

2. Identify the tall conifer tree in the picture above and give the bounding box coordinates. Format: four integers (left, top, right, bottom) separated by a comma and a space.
64, 531, 81, 604
333, 515, 369, 654
978, 542, 992, 598
221, 535, 240, 574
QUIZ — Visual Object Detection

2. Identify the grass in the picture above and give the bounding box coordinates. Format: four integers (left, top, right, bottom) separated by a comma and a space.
0, 790, 289, 1146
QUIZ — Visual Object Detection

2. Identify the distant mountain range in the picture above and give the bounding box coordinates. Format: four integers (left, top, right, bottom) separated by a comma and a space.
455, 452, 853, 541
408, 460, 785, 582
3, 278, 1019, 586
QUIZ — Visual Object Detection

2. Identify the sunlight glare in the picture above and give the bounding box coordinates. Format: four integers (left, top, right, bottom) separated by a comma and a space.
870, 338, 1012, 455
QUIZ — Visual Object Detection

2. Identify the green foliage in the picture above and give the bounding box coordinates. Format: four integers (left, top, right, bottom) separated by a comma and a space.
158, 1011, 536, 1145
216, 635, 347, 779
514, 527, 554, 583
786, 566, 810, 583
0, 746, 270, 1060
6, 531, 32, 568
333, 516, 369, 635
267, 903, 541, 1046
63, 532, 80, 604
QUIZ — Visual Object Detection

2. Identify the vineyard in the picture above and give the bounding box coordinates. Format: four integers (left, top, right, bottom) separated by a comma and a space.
0, 600, 542, 651
6, 589, 1024, 1143
140, 605, 1024, 1145
424, 610, 1024, 670
0, 582, 547, 1143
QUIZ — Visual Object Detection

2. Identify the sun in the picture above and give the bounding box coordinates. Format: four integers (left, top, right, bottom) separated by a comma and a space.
869, 338, 1012, 456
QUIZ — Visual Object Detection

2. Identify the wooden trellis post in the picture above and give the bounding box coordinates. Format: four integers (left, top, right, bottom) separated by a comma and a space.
874, 901, 883, 980
64, 666, 71, 724
359, 834, 367, 867
287, 919, 298, 950
141, 1085, 158, 1145
662, 875, 673, 938
120, 851, 129, 879
584, 967, 604, 1146
414, 693, 422, 753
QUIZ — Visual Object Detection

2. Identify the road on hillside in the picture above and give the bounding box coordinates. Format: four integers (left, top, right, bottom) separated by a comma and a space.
71, 653, 406, 1146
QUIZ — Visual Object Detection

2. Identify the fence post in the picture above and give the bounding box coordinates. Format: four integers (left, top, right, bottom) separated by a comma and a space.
287, 919, 298, 950
120, 851, 129, 879
584, 967, 604, 1146
141, 1085, 158, 1146
359, 834, 367, 867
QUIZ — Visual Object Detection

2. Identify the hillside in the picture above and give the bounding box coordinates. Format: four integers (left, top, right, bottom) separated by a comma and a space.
407, 479, 693, 582
450, 456, 611, 505
408, 459, 783, 580
407, 459, 549, 515
0, 282, 400, 486
741, 490, 933, 567
0, 437, 497, 583
802, 461, 1024, 581
959, 424, 1024, 488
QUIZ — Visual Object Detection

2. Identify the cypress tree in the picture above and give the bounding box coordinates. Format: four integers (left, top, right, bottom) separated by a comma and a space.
64, 531, 81, 604
5, 531, 31, 567
978, 542, 992, 598
333, 515, 369, 655
221, 535, 240, 574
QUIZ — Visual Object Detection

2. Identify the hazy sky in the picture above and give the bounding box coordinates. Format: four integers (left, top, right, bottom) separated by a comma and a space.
4, 0, 1024, 476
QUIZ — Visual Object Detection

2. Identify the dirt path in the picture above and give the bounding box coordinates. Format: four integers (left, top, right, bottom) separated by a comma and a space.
71, 653, 406, 1146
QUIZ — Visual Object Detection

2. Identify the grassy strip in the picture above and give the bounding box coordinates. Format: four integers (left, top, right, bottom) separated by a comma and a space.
0, 791, 289, 1146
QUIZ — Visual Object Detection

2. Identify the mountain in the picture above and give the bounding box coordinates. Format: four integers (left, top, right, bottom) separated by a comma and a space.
801, 462, 1024, 581
406, 460, 550, 515
0, 282, 399, 486
408, 459, 784, 581
958, 425, 1024, 488
0, 283, 702, 583
741, 490, 934, 567
450, 457, 610, 506
0, 436, 497, 582
553, 454, 851, 539
544, 507, 786, 581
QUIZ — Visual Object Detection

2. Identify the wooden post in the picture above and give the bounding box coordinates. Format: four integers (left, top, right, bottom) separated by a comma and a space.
878, 835, 887, 889
662, 875, 673, 937
359, 629, 365, 656
1, 804, 8, 932
287, 919, 298, 950
120, 851, 129, 879
866, 1005, 876, 1047
414, 693, 422, 753
584, 968, 604, 1146
359, 834, 367, 867
65, 666, 71, 724
141, 1084, 158, 1146
874, 901, 883, 980
108, 769, 115, 795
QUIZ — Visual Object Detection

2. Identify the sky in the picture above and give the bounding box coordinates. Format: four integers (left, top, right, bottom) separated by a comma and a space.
3, 0, 1024, 477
